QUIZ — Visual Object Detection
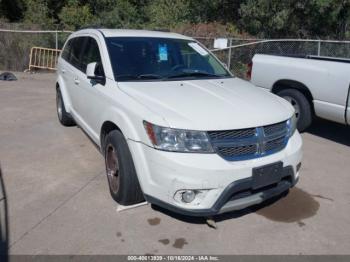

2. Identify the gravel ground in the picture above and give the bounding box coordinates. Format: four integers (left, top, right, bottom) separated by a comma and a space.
0, 72, 349, 255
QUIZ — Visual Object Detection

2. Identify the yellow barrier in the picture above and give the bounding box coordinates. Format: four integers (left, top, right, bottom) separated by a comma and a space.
28, 47, 61, 71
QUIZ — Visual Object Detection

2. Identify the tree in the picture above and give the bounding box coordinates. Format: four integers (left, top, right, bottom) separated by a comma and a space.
187, 0, 241, 24
239, 0, 350, 39
95, 0, 143, 28
0, 0, 348, 39
59, 0, 94, 30
146, 0, 191, 29
0, 0, 25, 21
23, 0, 54, 28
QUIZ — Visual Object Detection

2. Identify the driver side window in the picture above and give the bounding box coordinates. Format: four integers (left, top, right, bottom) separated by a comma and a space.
81, 37, 105, 77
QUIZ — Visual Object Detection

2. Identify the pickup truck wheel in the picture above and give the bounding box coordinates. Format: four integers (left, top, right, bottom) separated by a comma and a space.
104, 130, 144, 205
56, 88, 75, 126
277, 89, 312, 131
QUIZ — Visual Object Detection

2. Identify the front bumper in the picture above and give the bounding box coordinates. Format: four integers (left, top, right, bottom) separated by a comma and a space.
128, 131, 302, 216
144, 166, 298, 216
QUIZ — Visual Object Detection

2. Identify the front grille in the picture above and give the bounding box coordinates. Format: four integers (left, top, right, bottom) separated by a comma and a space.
264, 136, 286, 152
263, 121, 287, 137
208, 128, 255, 140
217, 144, 257, 158
208, 121, 289, 161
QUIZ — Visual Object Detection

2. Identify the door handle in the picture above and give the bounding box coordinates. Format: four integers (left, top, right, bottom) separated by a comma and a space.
61, 69, 66, 74
74, 77, 80, 85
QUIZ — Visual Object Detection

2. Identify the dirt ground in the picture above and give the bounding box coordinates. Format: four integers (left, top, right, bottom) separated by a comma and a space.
1, 72, 350, 255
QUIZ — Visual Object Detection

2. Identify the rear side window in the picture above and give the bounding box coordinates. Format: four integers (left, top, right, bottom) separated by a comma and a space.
61, 37, 86, 71
61, 39, 72, 61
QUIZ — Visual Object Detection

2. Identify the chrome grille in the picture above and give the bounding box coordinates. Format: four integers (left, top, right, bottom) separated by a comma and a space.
208, 121, 290, 161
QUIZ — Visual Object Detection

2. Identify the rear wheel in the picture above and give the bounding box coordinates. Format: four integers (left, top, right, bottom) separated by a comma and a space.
277, 89, 312, 131
104, 130, 144, 205
56, 88, 75, 126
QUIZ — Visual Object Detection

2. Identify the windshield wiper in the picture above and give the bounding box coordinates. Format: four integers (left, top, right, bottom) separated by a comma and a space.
117, 71, 225, 81
116, 74, 164, 81
166, 70, 224, 79
137, 74, 163, 79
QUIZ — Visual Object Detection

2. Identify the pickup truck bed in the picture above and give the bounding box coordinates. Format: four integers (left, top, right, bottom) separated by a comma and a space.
250, 54, 350, 131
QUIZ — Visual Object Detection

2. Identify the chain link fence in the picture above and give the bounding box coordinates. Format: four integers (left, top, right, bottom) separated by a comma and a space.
1, 28, 350, 75
194, 37, 350, 79
0, 29, 71, 71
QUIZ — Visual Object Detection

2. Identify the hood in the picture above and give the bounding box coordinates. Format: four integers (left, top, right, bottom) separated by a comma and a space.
118, 77, 294, 130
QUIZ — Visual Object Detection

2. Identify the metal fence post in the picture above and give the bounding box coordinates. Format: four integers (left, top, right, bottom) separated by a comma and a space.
227, 38, 232, 70
55, 31, 58, 50
317, 40, 321, 56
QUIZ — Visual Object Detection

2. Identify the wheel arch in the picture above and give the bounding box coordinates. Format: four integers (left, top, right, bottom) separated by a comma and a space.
56, 76, 72, 113
100, 121, 122, 151
272, 79, 315, 114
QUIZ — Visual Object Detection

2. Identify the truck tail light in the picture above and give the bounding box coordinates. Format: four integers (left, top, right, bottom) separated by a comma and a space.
246, 61, 253, 80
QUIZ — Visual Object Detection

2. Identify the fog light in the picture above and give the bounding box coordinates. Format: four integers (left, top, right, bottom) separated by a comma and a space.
181, 190, 196, 203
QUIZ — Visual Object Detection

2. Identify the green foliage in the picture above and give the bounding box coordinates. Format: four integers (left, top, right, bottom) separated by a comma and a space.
95, 0, 143, 28
239, 0, 350, 39
1, 0, 24, 21
58, 0, 94, 30
146, 0, 191, 28
187, 0, 241, 24
23, 0, 54, 28
0, 0, 349, 39
145, 0, 241, 29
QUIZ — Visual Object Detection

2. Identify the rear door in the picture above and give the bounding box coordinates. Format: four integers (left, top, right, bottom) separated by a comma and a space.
67, 37, 88, 116
59, 38, 72, 86
58, 38, 75, 110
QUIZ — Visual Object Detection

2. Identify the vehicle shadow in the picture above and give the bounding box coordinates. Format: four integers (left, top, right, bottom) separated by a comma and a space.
305, 118, 350, 146
150, 192, 287, 225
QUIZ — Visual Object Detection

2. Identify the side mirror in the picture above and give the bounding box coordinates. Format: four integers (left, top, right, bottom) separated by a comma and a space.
86, 62, 97, 79
86, 62, 105, 84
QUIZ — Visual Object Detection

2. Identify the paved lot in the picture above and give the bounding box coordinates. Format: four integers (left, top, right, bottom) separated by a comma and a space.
0, 72, 350, 255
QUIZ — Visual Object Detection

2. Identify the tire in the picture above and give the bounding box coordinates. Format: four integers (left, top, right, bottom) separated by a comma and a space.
277, 89, 312, 131
56, 88, 75, 126
104, 130, 144, 205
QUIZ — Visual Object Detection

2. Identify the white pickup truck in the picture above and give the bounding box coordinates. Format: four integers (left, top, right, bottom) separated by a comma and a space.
249, 54, 350, 131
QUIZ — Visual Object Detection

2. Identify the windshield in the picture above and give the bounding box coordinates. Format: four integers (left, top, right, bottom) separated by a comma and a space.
105, 37, 232, 81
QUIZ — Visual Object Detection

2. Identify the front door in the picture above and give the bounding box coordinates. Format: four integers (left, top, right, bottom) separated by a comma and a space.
75, 36, 107, 142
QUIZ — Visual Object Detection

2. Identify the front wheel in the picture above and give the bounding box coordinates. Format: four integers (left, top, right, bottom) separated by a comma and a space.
277, 89, 312, 131
104, 130, 144, 205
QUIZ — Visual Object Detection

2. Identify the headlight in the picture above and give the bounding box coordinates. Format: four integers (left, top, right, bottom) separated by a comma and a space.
287, 114, 297, 137
143, 121, 214, 153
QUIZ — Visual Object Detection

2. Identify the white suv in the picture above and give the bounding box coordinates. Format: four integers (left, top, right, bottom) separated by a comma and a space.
56, 29, 302, 216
